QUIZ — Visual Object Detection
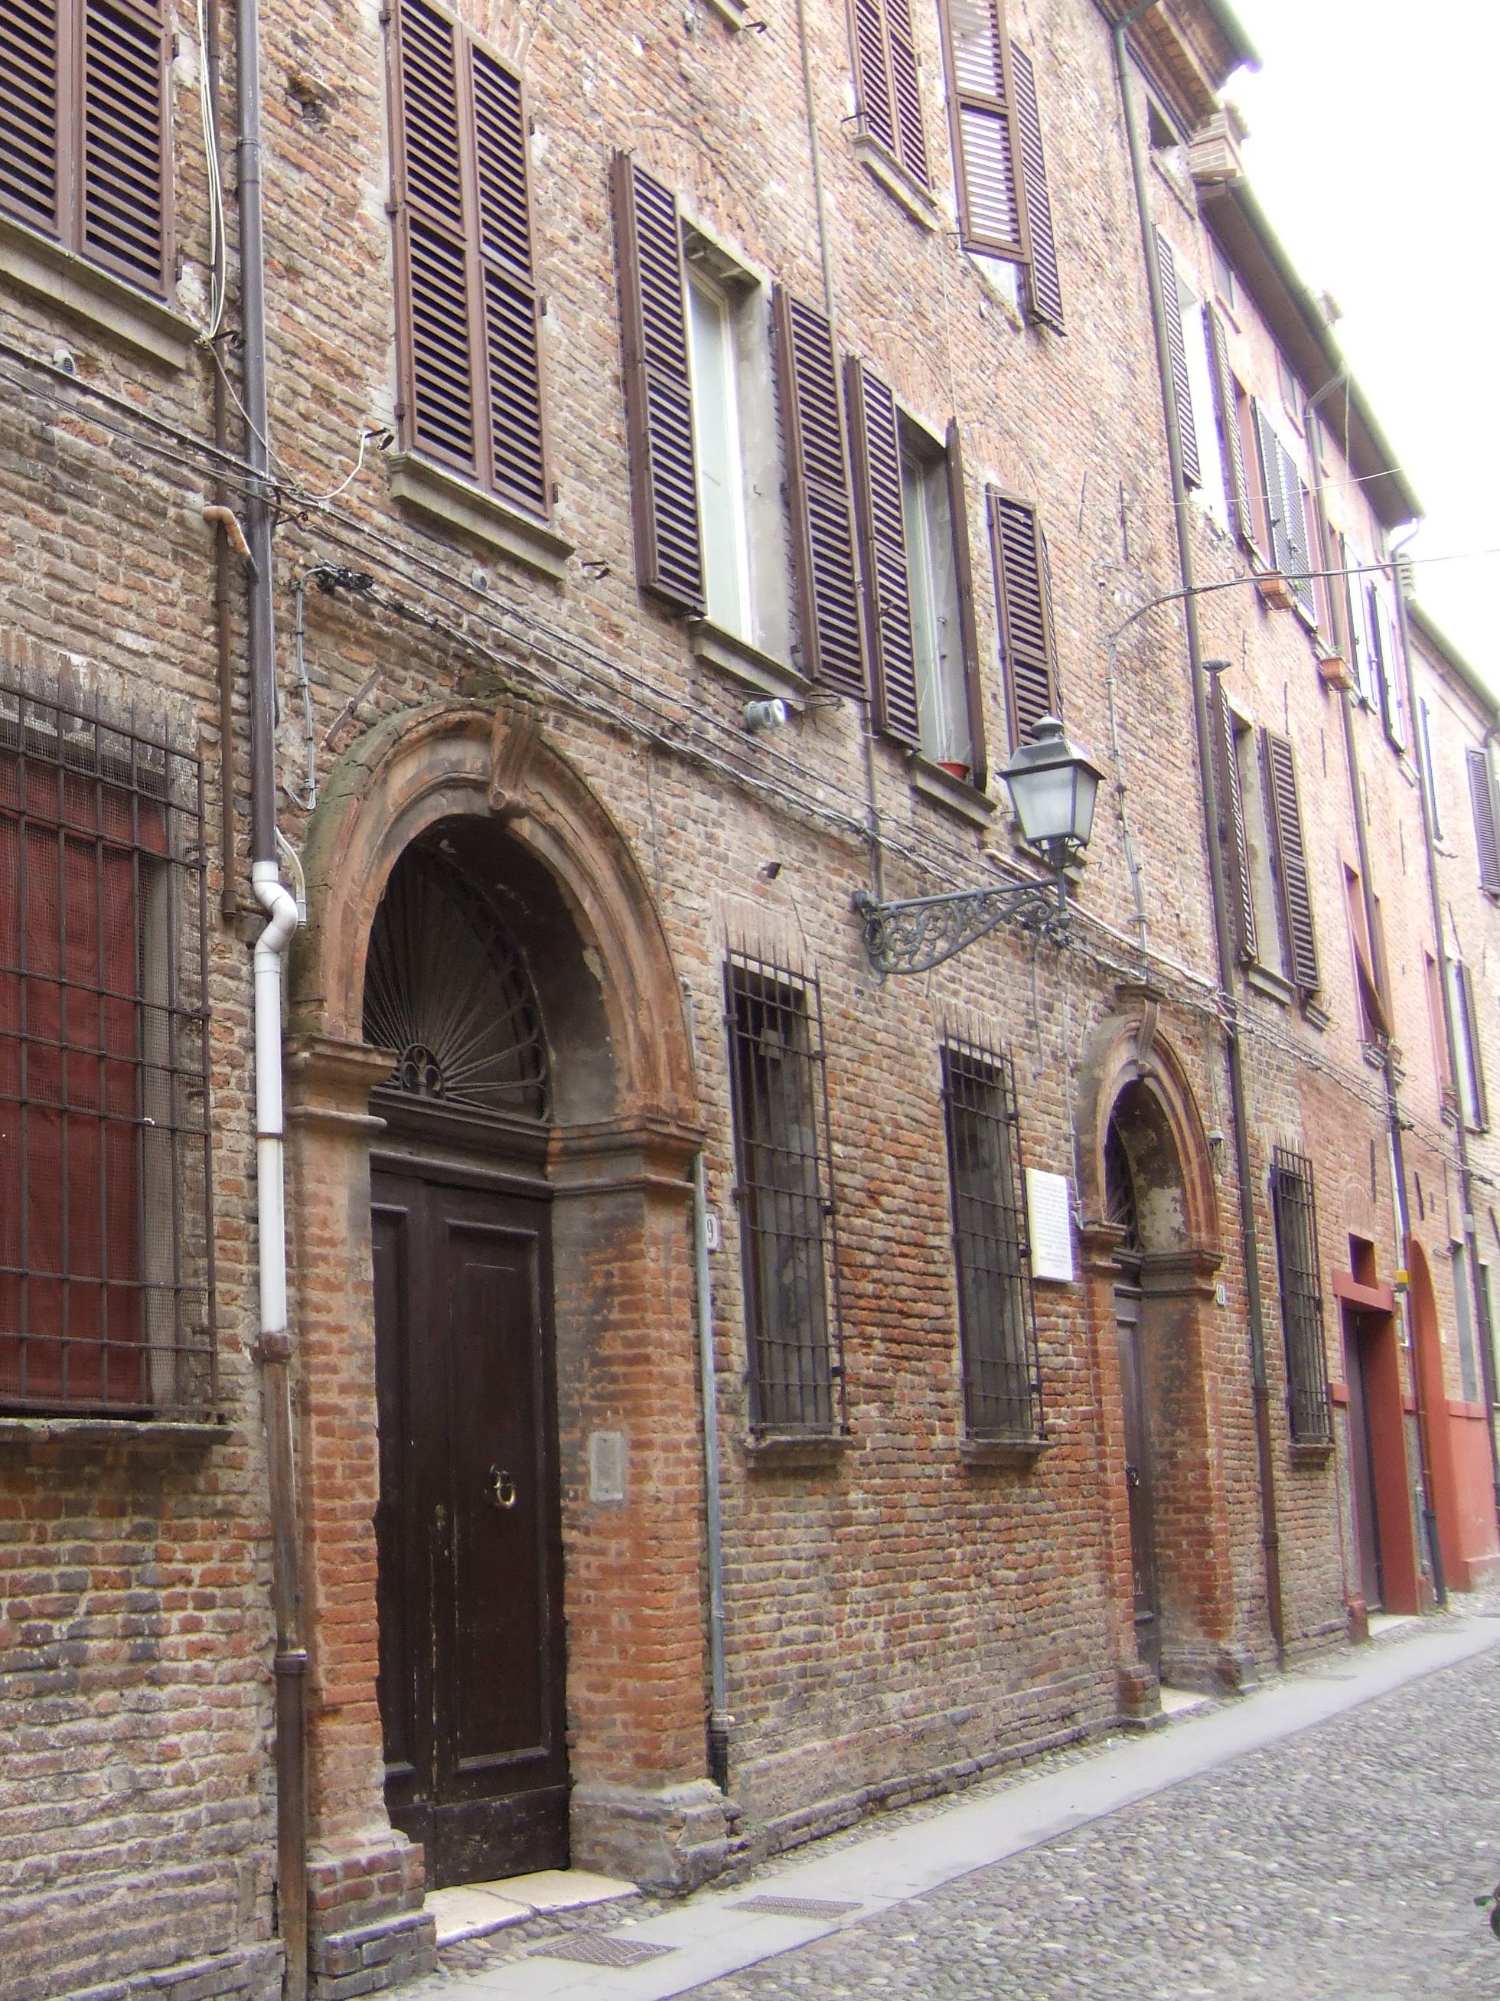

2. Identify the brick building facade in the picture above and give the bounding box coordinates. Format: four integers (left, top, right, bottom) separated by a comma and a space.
1, 1, 1495, 1997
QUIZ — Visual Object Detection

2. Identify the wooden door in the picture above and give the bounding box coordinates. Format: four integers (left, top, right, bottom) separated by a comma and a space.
1344, 1310, 1384, 1610
1115, 1283, 1160, 1674
372, 1167, 568, 1886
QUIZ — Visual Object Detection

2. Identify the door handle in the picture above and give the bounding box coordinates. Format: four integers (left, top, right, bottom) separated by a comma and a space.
1125, 1463, 1140, 1490
485, 1465, 518, 1511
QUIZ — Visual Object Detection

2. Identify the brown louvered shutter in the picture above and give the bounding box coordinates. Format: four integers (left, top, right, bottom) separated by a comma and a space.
1261, 729, 1320, 996
852, 0, 930, 187
82, 0, 171, 292
1280, 451, 1315, 622
392, 0, 479, 478
1210, 676, 1257, 963
1010, 46, 1063, 334
1468, 746, 1500, 894
885, 0, 930, 186
1206, 309, 1251, 547
988, 489, 1058, 749
611, 154, 703, 615
1252, 401, 1293, 579
2, 0, 61, 236
1154, 228, 1199, 486
846, 359, 918, 746
945, 421, 988, 787
773, 289, 866, 697
940, 0, 1024, 261
853, 0, 899, 156
469, 44, 547, 515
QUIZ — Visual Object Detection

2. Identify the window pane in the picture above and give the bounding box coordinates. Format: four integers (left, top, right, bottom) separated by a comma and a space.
902, 443, 969, 767
687, 275, 750, 636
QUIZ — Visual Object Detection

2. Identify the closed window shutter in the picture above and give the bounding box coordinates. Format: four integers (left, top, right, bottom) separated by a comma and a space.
610, 154, 703, 615
1252, 401, 1293, 578
469, 45, 547, 515
1366, 581, 1406, 752
1, 0, 61, 235
82, 0, 170, 291
1206, 308, 1251, 547
846, 358, 918, 746
945, 421, 988, 788
1154, 228, 1199, 487
393, 0, 479, 477
1210, 677, 1257, 963
1468, 746, 1500, 893
1010, 47, 1063, 334
852, 0, 930, 187
987, 489, 1058, 749
773, 289, 866, 697
939, 0, 1023, 260
1261, 729, 1320, 996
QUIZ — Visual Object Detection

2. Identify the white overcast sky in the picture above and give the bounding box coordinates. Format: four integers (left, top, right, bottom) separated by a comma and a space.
1227, 0, 1499, 693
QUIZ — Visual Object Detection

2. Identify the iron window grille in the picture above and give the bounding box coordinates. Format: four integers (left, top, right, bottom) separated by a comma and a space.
941, 1031, 1043, 1440
0, 681, 213, 1417
725, 952, 844, 1434
1270, 1145, 1332, 1443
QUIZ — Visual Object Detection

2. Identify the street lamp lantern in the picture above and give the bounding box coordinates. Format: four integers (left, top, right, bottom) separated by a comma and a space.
852, 716, 1105, 976
999, 714, 1103, 869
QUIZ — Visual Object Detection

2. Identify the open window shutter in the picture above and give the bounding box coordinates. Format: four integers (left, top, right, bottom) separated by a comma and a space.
886, 0, 930, 186
1206, 308, 1251, 547
610, 154, 703, 615
1, 0, 61, 236
1262, 729, 1320, 996
392, 0, 479, 479
988, 489, 1058, 749
82, 0, 171, 292
854, 0, 929, 186
1459, 962, 1490, 1128
1468, 746, 1500, 893
469, 45, 548, 516
846, 358, 918, 746
1376, 578, 1406, 749
1252, 402, 1292, 577
1279, 449, 1314, 620
1366, 581, 1406, 751
852, 0, 899, 157
1210, 677, 1257, 963
940, 0, 1024, 261
1010, 46, 1063, 334
945, 422, 988, 788
1154, 229, 1199, 486
773, 288, 866, 697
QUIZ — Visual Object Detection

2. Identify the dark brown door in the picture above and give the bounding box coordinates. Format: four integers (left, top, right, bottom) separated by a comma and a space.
372, 1167, 568, 1886
1344, 1309, 1384, 1611
1115, 1283, 1160, 1675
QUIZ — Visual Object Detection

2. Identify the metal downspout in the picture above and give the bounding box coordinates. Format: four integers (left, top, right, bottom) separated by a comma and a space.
235, 0, 307, 1990
1391, 539, 1500, 1535
1112, 13, 1285, 1663
693, 1152, 732, 1792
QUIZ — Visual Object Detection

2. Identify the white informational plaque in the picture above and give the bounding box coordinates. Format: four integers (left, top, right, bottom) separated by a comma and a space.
1026, 1169, 1075, 1283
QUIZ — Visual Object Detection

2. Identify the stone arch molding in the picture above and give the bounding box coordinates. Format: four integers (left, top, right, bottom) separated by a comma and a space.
1075, 999, 1220, 1257
288, 699, 696, 1126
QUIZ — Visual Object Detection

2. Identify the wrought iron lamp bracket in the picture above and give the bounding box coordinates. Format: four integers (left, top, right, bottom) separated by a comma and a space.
853, 872, 1070, 976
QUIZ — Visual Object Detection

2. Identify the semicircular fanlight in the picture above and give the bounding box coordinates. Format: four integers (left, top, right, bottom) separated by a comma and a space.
362, 844, 549, 1121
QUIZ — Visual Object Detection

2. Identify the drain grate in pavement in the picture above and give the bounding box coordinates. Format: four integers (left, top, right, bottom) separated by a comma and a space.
734, 1895, 863, 1919
531, 1932, 676, 1968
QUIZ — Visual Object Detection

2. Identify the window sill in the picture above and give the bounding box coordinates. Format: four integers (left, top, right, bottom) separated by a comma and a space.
960, 1436, 1053, 1470
850, 135, 945, 234
1244, 962, 1296, 1006
1302, 997, 1330, 1032
742, 1429, 852, 1470
0, 1414, 229, 1448
0, 210, 194, 369
908, 754, 995, 825
388, 452, 573, 580
689, 619, 812, 705
699, 0, 751, 23
1289, 1437, 1335, 1466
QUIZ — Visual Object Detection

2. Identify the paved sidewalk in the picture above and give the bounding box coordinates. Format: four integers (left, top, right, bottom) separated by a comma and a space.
410, 1605, 1500, 2000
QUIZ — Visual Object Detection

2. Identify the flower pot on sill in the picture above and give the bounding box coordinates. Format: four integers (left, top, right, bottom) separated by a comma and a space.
936, 759, 971, 783
1256, 571, 1295, 611
1318, 654, 1353, 691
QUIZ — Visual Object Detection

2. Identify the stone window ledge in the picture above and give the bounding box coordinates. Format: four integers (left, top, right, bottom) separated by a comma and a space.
850, 135, 945, 234
960, 1436, 1054, 1470
909, 754, 995, 825
388, 452, 573, 581
741, 1429, 853, 1471
700, 0, 751, 23
1245, 962, 1295, 1006
0, 1414, 229, 1448
688, 619, 812, 705
1289, 1437, 1335, 1467
0, 211, 194, 370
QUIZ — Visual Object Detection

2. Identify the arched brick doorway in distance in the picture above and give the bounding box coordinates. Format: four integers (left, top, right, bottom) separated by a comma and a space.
281, 703, 725, 1982
1075, 1001, 1239, 1702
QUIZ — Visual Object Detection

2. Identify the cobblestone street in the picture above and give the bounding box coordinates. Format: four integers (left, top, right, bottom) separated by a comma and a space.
419, 1611, 1500, 2001
680, 1637, 1500, 2000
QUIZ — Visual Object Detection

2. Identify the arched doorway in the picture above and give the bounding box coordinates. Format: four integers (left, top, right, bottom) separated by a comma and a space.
1105, 1116, 1157, 1673
364, 831, 565, 1885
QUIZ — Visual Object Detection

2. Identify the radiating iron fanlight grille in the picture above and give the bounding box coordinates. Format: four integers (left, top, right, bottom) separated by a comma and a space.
363, 843, 548, 1121
1104, 1121, 1141, 1256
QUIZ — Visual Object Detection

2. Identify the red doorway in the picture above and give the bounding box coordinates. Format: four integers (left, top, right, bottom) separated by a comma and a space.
1340, 1302, 1420, 1615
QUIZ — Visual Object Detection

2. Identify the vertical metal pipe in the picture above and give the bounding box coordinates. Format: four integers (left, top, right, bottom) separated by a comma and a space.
204, 0, 237, 924
693, 1151, 732, 1793
1112, 16, 1284, 1663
